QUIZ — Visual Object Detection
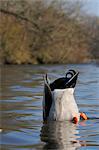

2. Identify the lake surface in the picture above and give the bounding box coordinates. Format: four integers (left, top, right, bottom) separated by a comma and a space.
0, 64, 99, 150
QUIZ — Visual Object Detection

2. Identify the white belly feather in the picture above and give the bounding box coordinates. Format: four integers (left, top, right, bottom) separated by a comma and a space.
48, 88, 80, 121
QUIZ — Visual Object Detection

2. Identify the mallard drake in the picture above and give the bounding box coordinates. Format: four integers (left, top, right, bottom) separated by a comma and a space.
43, 69, 87, 123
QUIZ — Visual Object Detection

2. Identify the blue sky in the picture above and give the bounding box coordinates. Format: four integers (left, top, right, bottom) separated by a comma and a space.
83, 0, 99, 16
64, 0, 99, 16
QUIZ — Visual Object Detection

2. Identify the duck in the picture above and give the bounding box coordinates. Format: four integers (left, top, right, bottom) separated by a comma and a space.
43, 69, 87, 124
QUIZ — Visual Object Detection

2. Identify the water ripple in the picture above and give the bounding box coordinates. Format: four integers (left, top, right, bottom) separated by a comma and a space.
1, 64, 99, 150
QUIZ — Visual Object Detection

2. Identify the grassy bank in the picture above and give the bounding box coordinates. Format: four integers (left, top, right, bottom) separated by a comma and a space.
0, 0, 99, 64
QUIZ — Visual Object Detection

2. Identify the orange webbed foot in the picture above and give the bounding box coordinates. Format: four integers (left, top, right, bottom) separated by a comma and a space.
72, 117, 78, 124
80, 112, 88, 120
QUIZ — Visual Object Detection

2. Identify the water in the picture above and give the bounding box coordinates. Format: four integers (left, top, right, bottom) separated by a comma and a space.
0, 64, 99, 150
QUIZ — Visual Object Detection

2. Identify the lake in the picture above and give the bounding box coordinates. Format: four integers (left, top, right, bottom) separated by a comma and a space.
0, 64, 99, 150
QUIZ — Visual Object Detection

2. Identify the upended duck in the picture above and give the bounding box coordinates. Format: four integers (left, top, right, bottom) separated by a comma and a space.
43, 69, 88, 124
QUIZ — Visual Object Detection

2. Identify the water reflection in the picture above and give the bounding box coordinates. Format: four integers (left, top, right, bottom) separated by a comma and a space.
1, 64, 99, 150
40, 121, 81, 150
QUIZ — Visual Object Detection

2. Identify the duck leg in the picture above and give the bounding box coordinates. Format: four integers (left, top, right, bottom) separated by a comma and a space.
72, 112, 88, 124
72, 117, 79, 124
80, 112, 88, 120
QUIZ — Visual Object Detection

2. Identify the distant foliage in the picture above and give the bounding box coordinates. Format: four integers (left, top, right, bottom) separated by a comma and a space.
0, 0, 99, 64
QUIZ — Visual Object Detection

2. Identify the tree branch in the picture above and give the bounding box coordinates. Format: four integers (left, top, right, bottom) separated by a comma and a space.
0, 8, 40, 30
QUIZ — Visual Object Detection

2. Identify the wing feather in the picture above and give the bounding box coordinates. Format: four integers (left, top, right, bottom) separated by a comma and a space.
43, 74, 52, 121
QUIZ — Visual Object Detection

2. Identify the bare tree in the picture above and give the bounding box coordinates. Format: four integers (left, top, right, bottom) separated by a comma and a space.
0, 0, 98, 64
